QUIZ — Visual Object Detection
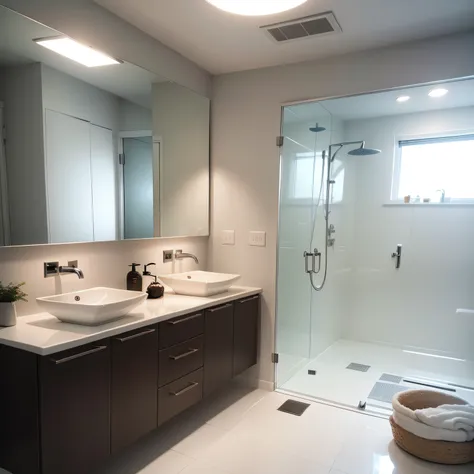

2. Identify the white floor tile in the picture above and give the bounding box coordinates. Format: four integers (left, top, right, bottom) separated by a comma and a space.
179, 459, 232, 474
137, 451, 191, 474
333, 422, 474, 474
171, 424, 227, 458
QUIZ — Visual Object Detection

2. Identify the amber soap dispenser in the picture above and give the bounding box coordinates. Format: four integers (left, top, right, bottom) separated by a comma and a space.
127, 263, 142, 291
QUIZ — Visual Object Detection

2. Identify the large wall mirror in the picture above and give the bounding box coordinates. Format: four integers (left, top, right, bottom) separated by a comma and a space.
0, 6, 210, 246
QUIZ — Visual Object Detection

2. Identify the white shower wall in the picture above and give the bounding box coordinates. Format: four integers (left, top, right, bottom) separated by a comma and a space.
341, 106, 474, 361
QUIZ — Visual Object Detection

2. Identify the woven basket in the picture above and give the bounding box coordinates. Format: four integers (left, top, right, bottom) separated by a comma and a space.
390, 390, 474, 465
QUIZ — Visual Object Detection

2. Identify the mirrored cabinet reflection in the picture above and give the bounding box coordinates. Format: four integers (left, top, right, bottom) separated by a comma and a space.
0, 6, 210, 247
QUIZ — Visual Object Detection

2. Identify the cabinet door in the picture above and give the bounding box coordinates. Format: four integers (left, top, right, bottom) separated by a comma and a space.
111, 326, 158, 453
44, 110, 93, 243
204, 303, 234, 397
90, 125, 117, 242
40, 341, 111, 474
233, 295, 260, 377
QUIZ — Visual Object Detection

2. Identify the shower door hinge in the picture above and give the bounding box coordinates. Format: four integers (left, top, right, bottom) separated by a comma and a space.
276, 136, 284, 147
119, 153, 125, 165
272, 353, 279, 364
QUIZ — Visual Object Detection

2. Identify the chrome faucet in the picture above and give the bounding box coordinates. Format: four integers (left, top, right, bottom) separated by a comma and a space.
175, 250, 199, 264
59, 265, 84, 279
44, 260, 84, 279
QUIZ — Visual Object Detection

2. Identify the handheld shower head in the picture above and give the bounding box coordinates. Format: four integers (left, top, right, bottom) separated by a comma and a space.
348, 143, 381, 156
309, 123, 326, 133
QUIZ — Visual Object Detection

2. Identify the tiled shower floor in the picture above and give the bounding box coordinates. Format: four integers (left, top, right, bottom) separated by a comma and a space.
279, 339, 474, 414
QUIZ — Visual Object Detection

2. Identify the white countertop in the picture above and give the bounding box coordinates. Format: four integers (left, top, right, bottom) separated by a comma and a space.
0, 286, 262, 355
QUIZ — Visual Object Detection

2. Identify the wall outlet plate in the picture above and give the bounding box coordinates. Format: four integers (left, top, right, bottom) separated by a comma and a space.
249, 231, 266, 247
163, 250, 173, 263
222, 230, 235, 245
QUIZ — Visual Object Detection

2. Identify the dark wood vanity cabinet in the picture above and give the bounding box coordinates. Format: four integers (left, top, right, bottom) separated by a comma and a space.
233, 294, 260, 377
40, 341, 111, 474
204, 303, 234, 396
111, 325, 159, 453
0, 294, 260, 474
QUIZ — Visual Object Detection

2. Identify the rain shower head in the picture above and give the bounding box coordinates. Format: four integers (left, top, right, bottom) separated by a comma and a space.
309, 123, 326, 133
348, 143, 381, 156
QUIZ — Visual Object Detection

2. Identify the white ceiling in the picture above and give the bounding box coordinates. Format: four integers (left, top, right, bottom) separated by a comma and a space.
285, 78, 474, 122
95, 0, 474, 74
0, 6, 164, 107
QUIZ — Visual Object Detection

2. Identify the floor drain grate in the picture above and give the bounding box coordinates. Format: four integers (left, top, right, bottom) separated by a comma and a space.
380, 373, 403, 384
346, 362, 371, 372
308, 369, 316, 375
368, 382, 409, 403
278, 399, 310, 416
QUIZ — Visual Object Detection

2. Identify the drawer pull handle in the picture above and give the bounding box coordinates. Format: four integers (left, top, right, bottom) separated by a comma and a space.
208, 303, 233, 313
239, 295, 260, 304
115, 328, 156, 342
167, 313, 202, 325
50, 345, 107, 365
170, 381, 199, 397
169, 348, 199, 360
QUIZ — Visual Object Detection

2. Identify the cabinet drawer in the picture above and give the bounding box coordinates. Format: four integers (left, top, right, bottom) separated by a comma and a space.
159, 311, 204, 349
158, 368, 203, 426
158, 335, 203, 387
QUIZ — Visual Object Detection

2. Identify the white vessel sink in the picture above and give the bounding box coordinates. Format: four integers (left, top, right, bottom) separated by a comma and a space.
159, 271, 240, 297
36, 287, 147, 325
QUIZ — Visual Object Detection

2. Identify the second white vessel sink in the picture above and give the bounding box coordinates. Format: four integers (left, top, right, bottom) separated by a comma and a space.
36, 287, 147, 325
159, 271, 240, 297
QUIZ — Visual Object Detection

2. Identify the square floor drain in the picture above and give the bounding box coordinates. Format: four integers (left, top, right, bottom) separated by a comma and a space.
277, 399, 310, 416
368, 382, 409, 403
380, 373, 403, 384
346, 362, 371, 372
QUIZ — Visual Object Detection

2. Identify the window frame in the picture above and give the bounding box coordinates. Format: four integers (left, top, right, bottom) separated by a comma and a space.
391, 130, 474, 204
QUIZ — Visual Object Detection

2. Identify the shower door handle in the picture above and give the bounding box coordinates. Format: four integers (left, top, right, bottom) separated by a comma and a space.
391, 244, 402, 269
303, 251, 313, 274
313, 249, 321, 274
304, 250, 321, 274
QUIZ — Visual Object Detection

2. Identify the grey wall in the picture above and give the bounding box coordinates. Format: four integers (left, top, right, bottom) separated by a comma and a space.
119, 99, 152, 132
209, 31, 474, 388
3, 63, 48, 245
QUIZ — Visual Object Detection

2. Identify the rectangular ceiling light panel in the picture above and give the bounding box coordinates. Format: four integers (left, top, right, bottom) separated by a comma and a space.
34, 36, 121, 67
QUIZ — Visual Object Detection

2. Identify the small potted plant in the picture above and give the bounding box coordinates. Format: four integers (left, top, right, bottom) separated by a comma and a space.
0, 281, 27, 327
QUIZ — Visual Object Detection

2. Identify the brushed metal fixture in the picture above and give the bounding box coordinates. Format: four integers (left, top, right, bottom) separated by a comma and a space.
391, 244, 402, 269
45, 260, 84, 278
175, 249, 199, 264
59, 260, 84, 279
163, 250, 173, 263
44, 261, 60, 278
303, 249, 321, 274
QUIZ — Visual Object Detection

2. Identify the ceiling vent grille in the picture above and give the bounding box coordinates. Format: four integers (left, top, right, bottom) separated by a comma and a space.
262, 12, 341, 43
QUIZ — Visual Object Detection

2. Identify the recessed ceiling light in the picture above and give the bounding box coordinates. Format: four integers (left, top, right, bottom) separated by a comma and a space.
396, 96, 410, 103
34, 36, 121, 67
205, 0, 308, 16
428, 88, 448, 98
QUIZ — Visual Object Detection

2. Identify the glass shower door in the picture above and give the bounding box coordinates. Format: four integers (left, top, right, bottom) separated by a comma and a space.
275, 103, 333, 390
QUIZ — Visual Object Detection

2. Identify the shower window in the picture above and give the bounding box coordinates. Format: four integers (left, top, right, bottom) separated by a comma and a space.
393, 133, 474, 202
288, 152, 344, 203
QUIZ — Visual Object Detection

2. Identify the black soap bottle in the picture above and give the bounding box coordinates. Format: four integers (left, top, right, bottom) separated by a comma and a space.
127, 263, 142, 291
143, 263, 164, 299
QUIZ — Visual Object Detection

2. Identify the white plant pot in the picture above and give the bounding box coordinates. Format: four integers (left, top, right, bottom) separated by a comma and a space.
0, 302, 17, 327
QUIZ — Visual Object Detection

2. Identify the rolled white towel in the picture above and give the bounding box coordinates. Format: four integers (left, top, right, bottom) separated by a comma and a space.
393, 411, 474, 442
415, 404, 474, 433
392, 391, 418, 420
